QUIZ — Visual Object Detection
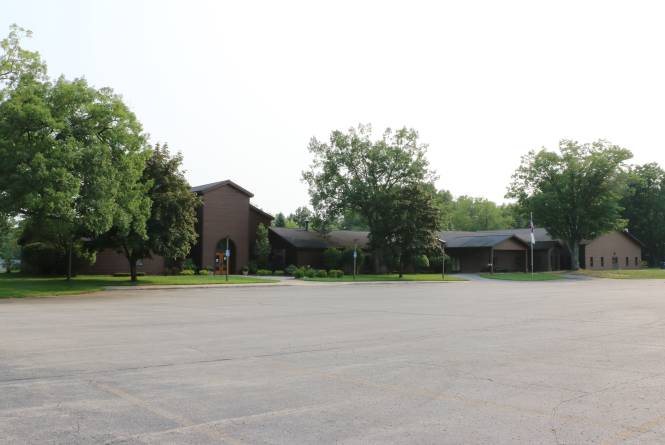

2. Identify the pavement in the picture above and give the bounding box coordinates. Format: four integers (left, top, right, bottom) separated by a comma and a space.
2, 279, 665, 444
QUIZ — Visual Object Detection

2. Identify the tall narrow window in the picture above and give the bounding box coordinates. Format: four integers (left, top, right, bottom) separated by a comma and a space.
589, 257, 594, 267
635, 257, 639, 267
600, 257, 604, 267
626, 257, 629, 267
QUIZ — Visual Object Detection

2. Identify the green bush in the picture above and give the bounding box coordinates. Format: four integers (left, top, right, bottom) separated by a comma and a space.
257, 268, 272, 275
274, 270, 285, 276
414, 254, 430, 272
199, 269, 210, 275
304, 268, 316, 278
248, 260, 258, 274
179, 269, 195, 275
112, 272, 146, 277
328, 269, 344, 278
315, 269, 328, 278
285, 264, 298, 276
294, 268, 305, 279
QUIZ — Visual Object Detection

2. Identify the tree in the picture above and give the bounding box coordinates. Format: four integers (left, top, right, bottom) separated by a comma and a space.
0, 215, 20, 272
507, 140, 632, 270
371, 184, 441, 276
449, 196, 515, 231
620, 163, 665, 266
98, 144, 201, 281
254, 223, 271, 268
303, 124, 437, 270
0, 77, 150, 279
0, 24, 47, 91
288, 206, 313, 228
323, 247, 342, 270
273, 212, 286, 227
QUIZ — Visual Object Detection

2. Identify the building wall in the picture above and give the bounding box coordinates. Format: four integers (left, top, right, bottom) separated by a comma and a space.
448, 248, 492, 273
200, 185, 250, 273
494, 238, 526, 251
248, 208, 273, 258
296, 249, 325, 269
494, 251, 526, 272
82, 249, 166, 275
585, 231, 642, 270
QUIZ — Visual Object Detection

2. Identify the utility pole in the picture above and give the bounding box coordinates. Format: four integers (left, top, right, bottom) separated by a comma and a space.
441, 240, 446, 280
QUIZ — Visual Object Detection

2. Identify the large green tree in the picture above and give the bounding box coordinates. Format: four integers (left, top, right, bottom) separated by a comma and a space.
98, 144, 201, 281
303, 124, 438, 269
0, 215, 20, 273
0, 26, 150, 279
620, 163, 665, 266
448, 196, 515, 231
254, 223, 271, 268
371, 184, 441, 276
507, 140, 632, 270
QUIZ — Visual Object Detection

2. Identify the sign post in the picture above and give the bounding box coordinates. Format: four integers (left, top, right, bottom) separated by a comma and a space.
225, 237, 230, 282
353, 242, 357, 281
441, 241, 445, 280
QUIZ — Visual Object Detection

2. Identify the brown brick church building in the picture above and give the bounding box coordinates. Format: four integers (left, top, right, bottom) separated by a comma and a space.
86, 180, 273, 275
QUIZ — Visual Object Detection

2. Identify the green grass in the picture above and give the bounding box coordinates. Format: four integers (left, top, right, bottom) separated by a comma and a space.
479, 272, 567, 281
576, 269, 665, 279
303, 273, 465, 282
0, 274, 277, 298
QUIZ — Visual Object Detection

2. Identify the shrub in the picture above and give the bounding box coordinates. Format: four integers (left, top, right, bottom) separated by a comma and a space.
274, 270, 285, 276
328, 269, 344, 278
241, 265, 249, 274
285, 264, 298, 276
112, 272, 146, 277
414, 254, 430, 272
248, 260, 258, 275
294, 268, 305, 279
257, 268, 272, 275
199, 269, 210, 275
323, 248, 342, 270
179, 269, 195, 275
304, 268, 316, 278
315, 269, 328, 278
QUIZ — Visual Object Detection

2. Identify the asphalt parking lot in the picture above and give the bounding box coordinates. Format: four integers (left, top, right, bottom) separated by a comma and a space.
2, 279, 665, 444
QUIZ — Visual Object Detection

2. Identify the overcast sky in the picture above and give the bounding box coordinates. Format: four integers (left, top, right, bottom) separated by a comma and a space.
4, 0, 665, 215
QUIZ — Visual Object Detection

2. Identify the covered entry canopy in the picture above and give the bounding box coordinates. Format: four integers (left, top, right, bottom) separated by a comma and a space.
440, 231, 530, 273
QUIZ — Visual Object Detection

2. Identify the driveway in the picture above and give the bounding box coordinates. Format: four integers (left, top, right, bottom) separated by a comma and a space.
2, 279, 665, 444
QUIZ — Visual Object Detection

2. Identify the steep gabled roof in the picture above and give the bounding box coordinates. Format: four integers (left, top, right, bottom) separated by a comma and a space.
190, 180, 254, 197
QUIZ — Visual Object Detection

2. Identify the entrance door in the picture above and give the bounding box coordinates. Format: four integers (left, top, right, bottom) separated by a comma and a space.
215, 252, 227, 275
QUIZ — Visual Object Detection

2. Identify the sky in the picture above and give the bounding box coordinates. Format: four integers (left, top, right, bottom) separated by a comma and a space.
4, 0, 665, 215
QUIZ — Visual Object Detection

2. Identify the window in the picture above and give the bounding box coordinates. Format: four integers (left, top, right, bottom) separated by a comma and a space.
600, 257, 604, 267
635, 257, 639, 267
626, 257, 629, 267
589, 257, 594, 267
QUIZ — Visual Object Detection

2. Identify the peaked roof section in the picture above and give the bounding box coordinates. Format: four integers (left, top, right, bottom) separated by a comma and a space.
269, 228, 370, 249
270, 227, 330, 249
249, 204, 274, 220
190, 180, 254, 197
439, 231, 529, 249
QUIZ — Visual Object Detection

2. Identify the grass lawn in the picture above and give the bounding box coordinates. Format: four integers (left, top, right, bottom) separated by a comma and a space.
303, 274, 466, 282
480, 272, 567, 281
0, 274, 277, 298
576, 269, 665, 279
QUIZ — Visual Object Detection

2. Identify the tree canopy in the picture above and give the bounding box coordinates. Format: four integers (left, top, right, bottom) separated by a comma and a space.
507, 140, 632, 269
620, 163, 665, 266
303, 124, 439, 270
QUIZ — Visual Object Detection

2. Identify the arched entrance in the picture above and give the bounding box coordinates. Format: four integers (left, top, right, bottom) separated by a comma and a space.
215, 238, 237, 274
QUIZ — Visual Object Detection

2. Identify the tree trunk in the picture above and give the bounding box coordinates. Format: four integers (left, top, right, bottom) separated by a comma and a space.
129, 257, 138, 282
570, 242, 580, 270
66, 241, 73, 281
